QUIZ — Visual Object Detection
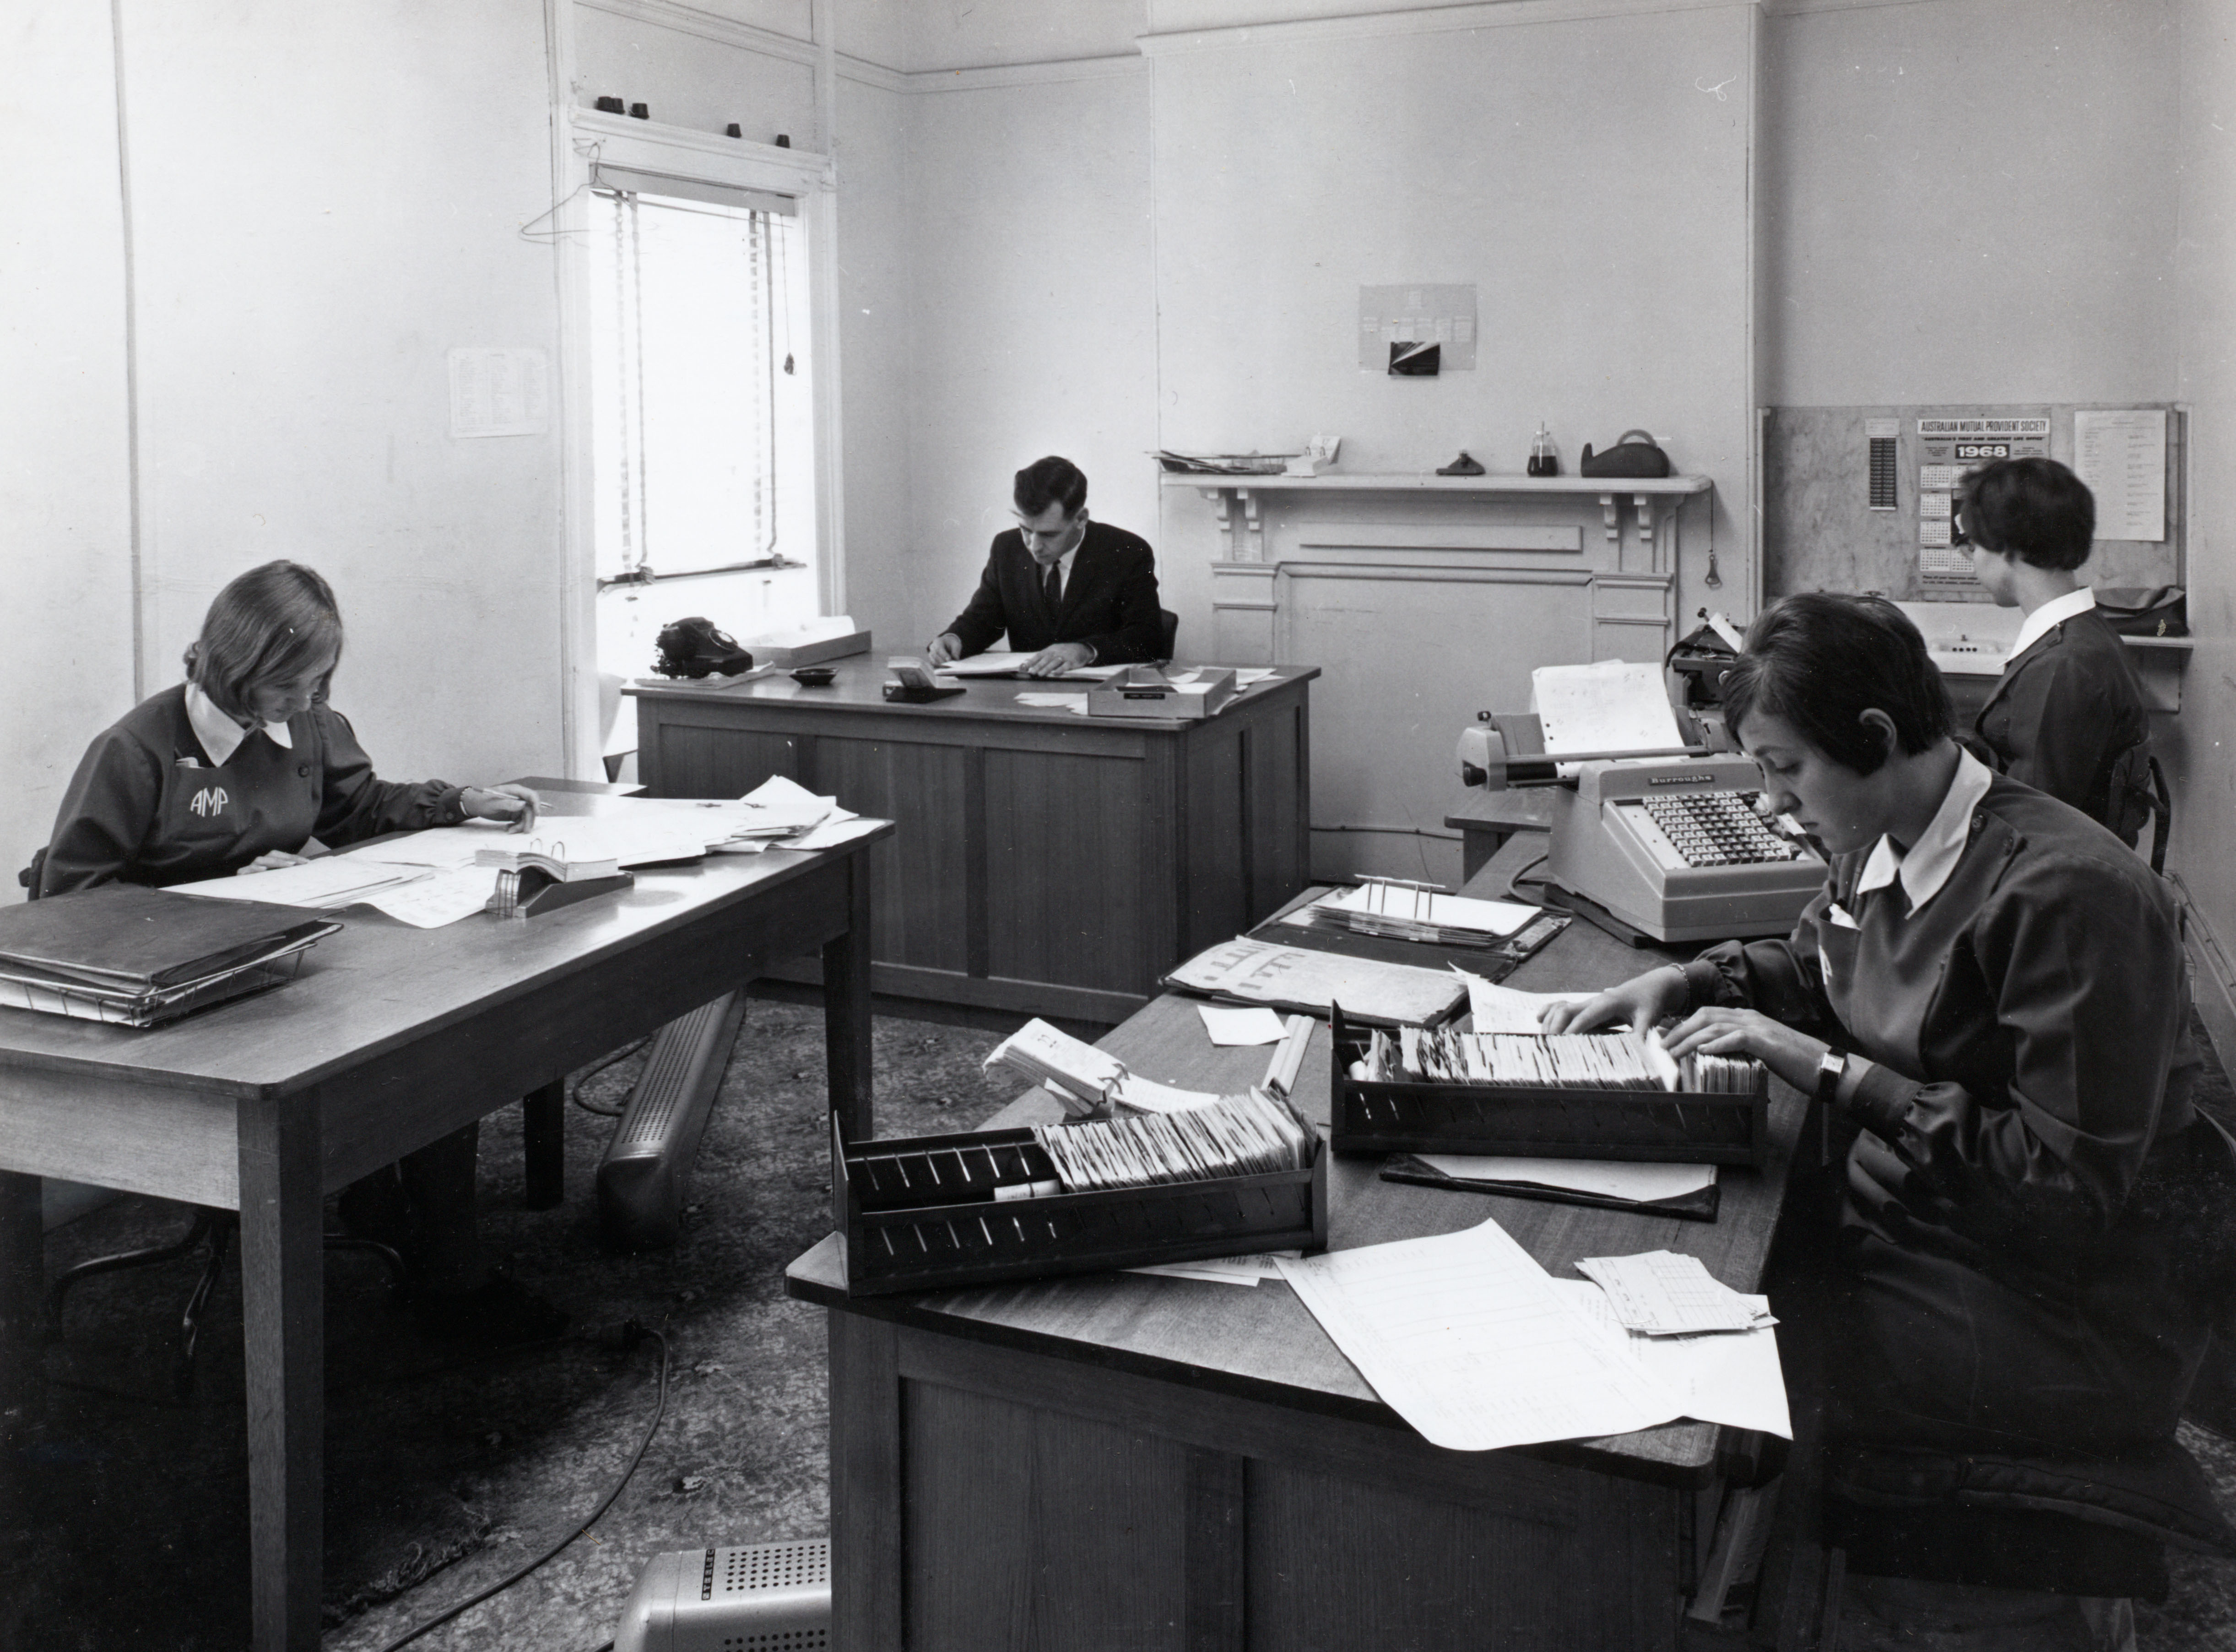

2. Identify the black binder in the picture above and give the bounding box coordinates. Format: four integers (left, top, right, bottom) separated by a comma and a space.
0, 884, 340, 991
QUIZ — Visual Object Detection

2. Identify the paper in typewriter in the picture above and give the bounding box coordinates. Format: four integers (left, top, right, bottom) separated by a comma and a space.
1275, 1216, 1682, 1451
1529, 660, 1685, 766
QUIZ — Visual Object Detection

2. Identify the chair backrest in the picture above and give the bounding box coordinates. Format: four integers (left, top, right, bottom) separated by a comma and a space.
1158, 608, 1179, 662
18, 847, 43, 902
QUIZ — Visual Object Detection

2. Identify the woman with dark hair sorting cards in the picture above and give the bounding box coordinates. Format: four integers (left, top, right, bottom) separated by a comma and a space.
38, 559, 566, 1343
1548, 593, 2236, 1647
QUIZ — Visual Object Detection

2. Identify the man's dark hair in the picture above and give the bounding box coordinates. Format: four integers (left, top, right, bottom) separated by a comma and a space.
1722, 592, 1953, 775
1958, 456, 2095, 571
1013, 455, 1088, 518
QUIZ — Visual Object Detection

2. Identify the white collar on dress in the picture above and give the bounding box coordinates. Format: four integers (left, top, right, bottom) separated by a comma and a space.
1854, 748, 1995, 916
2006, 585, 2097, 668
184, 680, 294, 765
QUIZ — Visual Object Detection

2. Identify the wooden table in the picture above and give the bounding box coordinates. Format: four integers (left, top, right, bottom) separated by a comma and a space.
0, 809, 890, 1652
788, 838, 1806, 1651
628, 660, 1318, 1027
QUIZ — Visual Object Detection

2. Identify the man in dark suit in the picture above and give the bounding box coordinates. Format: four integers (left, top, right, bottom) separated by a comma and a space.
926, 455, 1164, 677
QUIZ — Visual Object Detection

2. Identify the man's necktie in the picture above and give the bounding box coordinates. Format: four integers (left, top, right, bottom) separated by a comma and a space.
1043, 558, 1063, 616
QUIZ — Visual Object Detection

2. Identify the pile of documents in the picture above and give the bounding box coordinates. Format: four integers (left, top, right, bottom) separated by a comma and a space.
1167, 936, 1466, 1026
164, 775, 882, 930
1359, 1024, 1757, 1095
1275, 1217, 1790, 1452
0, 884, 341, 1027
1575, 1250, 1777, 1336
1292, 878, 1539, 949
984, 1018, 1224, 1118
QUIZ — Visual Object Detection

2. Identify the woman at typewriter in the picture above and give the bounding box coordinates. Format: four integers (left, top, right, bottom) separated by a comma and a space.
37, 559, 565, 1344
1548, 593, 2233, 1649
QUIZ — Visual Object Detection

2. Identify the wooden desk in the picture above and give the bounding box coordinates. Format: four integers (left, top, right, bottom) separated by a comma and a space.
628, 660, 1318, 1027
0, 816, 889, 1652
789, 845, 1804, 1651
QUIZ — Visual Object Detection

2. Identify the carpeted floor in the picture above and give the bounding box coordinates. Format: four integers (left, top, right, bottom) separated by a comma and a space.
3, 998, 2234, 1649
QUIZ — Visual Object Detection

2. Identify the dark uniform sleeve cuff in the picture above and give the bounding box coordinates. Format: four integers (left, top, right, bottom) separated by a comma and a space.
1845, 1058, 1914, 1139
1679, 959, 1723, 1013
433, 785, 469, 826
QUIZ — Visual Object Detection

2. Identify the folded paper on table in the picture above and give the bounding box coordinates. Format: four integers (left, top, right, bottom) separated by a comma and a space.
1128, 1249, 1300, 1287
1275, 1215, 1684, 1452
1166, 937, 1465, 1026
362, 867, 503, 928
1197, 1004, 1290, 1046
1553, 1280, 1791, 1439
1014, 692, 1090, 715
1575, 1250, 1773, 1337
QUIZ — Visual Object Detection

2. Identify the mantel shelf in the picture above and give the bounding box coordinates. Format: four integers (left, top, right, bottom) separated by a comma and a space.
1159, 471, 1711, 496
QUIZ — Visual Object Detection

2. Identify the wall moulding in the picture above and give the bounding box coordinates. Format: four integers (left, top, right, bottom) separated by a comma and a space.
1139, 0, 1767, 57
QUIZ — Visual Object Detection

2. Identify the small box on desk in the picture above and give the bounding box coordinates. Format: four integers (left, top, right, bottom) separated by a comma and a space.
1088, 666, 1236, 720
1327, 1007, 1770, 1166
834, 1116, 1326, 1297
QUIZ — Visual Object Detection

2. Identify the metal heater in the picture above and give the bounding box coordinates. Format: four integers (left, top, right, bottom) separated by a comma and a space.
613, 1538, 831, 1651
596, 991, 748, 1250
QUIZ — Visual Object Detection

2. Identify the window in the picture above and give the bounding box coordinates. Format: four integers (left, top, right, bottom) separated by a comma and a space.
587, 180, 818, 707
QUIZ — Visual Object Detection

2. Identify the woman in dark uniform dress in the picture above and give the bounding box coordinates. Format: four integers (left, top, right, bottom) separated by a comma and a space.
39, 560, 566, 1341
1959, 457, 2152, 840
1550, 595, 2233, 1649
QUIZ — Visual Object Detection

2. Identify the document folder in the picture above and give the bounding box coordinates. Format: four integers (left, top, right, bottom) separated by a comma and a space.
0, 883, 340, 991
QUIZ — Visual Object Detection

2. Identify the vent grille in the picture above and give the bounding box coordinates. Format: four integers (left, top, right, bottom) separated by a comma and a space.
1868, 435, 1897, 509
719, 1540, 829, 1594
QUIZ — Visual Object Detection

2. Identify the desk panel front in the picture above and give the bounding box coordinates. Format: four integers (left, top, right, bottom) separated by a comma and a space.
631, 663, 1317, 1025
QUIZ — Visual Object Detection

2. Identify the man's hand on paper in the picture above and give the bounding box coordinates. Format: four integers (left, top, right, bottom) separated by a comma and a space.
1022, 641, 1094, 678
1540, 965, 1689, 1035
925, 631, 965, 666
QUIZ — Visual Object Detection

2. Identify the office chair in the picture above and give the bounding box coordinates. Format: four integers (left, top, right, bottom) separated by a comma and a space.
19, 847, 410, 1397
1158, 608, 1179, 662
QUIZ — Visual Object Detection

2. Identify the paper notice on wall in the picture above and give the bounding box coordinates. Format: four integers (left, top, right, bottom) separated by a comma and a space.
449, 348, 550, 438
2074, 409, 2166, 542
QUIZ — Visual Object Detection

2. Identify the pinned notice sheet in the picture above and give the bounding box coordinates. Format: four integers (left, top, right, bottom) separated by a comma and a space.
2074, 408, 2167, 542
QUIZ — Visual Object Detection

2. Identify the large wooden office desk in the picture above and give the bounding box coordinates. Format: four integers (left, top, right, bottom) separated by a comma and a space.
788, 845, 1806, 1652
629, 660, 1318, 1027
0, 815, 890, 1652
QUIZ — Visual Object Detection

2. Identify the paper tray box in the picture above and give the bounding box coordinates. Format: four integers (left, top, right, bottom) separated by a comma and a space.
1088, 668, 1236, 720
1327, 1008, 1770, 1166
834, 1117, 1326, 1297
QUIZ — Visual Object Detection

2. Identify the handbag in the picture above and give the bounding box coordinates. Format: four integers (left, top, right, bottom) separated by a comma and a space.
1578, 429, 1672, 479
2094, 586, 2187, 638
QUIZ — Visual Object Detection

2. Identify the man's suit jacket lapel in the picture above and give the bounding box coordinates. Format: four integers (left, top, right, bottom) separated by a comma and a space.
1055, 535, 1103, 627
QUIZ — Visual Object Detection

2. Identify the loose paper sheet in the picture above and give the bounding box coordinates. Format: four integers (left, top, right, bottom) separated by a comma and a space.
1454, 971, 1606, 1033
1417, 1154, 1715, 1204
1553, 1281, 1791, 1439
361, 866, 503, 928
1014, 692, 1090, 715
168, 856, 425, 909
943, 652, 1122, 680
1275, 1216, 1683, 1451
1197, 1005, 1290, 1046
342, 828, 504, 872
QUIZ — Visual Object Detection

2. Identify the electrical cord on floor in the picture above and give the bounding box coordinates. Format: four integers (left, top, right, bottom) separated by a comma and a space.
571, 1037, 655, 1116
369, 1322, 670, 1652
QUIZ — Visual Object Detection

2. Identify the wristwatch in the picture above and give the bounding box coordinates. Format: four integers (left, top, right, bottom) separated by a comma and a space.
1814, 1049, 1849, 1107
